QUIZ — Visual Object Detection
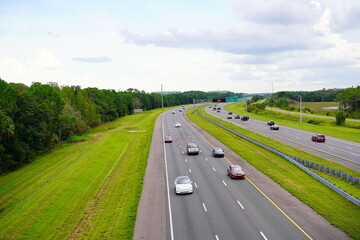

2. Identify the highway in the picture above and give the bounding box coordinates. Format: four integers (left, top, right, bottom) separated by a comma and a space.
162, 109, 311, 240
206, 105, 360, 172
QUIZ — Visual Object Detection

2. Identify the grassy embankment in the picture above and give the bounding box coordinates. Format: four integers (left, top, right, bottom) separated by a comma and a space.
187, 106, 360, 239
227, 102, 360, 143
0, 108, 166, 240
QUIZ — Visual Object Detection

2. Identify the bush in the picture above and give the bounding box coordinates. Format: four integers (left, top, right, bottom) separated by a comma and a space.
335, 110, 346, 126
67, 135, 91, 143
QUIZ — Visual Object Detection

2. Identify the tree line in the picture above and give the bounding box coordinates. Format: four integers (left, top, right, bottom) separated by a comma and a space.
0, 79, 242, 174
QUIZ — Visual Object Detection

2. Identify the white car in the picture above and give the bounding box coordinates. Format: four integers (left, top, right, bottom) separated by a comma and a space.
175, 176, 193, 194
172, 111, 175, 114
175, 122, 181, 128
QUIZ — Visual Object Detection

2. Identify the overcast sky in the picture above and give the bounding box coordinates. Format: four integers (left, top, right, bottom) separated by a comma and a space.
0, 0, 359, 93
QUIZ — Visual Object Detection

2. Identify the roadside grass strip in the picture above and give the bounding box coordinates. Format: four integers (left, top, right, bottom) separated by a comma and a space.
187, 106, 360, 240
226, 102, 360, 143
0, 108, 164, 239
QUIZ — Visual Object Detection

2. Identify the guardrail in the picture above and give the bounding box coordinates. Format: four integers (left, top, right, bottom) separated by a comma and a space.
196, 110, 360, 206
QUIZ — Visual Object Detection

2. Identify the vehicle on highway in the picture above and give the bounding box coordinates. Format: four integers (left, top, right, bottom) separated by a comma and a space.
228, 112, 233, 115
186, 143, 199, 155
212, 148, 224, 157
175, 122, 181, 128
235, 115, 240, 119
227, 115, 232, 119
217, 110, 220, 112
311, 134, 326, 142
175, 176, 193, 194
267, 121, 275, 126
241, 116, 249, 121
270, 124, 279, 130
227, 165, 245, 179
172, 111, 175, 114
179, 109, 182, 112
217, 107, 221, 110
164, 135, 173, 143
213, 107, 216, 111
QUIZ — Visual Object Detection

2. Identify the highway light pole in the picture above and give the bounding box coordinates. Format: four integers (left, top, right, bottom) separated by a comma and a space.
299, 95, 302, 123
161, 84, 164, 109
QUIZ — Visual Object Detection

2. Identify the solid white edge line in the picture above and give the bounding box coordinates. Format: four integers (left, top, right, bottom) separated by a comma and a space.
260, 231, 268, 240
162, 115, 175, 240
237, 200, 244, 209
202, 203, 208, 212
222, 180, 227, 187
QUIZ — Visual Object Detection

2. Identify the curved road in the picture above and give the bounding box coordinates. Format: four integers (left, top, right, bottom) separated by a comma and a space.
206, 104, 360, 171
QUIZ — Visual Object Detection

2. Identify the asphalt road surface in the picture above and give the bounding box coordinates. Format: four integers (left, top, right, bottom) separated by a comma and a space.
156, 108, 346, 240
206, 104, 360, 172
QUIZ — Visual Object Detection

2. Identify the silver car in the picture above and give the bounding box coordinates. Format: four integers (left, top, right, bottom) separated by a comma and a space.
175, 176, 193, 194
187, 143, 199, 155
175, 122, 181, 128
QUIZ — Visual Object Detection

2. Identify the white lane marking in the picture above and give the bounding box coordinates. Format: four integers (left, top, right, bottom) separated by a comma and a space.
205, 157, 208, 161
194, 182, 198, 188
162, 116, 174, 240
260, 231, 268, 240
215, 235, 219, 240
182, 151, 184, 154
185, 159, 187, 162
202, 203, 208, 212
189, 168, 192, 173
200, 150, 202, 153
212, 167, 216, 172
351, 153, 360, 157
179, 145, 181, 148
222, 180, 227, 187
237, 200, 244, 209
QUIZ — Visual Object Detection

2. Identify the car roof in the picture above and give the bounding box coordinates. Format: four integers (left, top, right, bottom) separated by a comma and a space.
187, 143, 197, 146
230, 165, 241, 168
213, 148, 222, 150
176, 176, 190, 180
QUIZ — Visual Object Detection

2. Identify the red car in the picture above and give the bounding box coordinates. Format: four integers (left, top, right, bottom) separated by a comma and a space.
311, 134, 325, 142
164, 135, 173, 143
227, 165, 245, 179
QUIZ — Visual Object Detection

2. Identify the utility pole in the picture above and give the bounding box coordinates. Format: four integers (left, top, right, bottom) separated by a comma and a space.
299, 95, 302, 123
161, 83, 164, 109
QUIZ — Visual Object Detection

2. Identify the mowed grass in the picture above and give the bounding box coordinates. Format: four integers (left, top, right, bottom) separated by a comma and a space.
0, 108, 165, 240
226, 102, 360, 143
187, 106, 360, 239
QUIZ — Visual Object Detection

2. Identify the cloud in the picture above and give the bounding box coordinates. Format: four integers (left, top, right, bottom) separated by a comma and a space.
120, 26, 329, 55
72, 56, 112, 63
223, 0, 323, 26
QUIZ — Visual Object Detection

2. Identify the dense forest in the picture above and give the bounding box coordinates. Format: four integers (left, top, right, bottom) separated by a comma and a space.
0, 79, 242, 174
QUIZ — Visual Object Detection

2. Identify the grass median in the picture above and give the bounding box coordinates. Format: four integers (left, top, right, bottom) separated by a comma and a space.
187, 106, 360, 239
0, 108, 165, 240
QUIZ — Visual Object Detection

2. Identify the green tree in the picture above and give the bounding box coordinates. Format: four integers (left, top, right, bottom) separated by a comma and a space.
335, 110, 346, 126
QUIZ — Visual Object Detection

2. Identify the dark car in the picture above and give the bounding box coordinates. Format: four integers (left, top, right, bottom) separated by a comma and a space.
187, 143, 199, 155
270, 124, 279, 130
235, 115, 240, 119
213, 107, 216, 111
311, 134, 326, 142
217, 110, 220, 112
164, 135, 173, 143
212, 148, 224, 157
228, 112, 233, 115
241, 116, 249, 121
267, 121, 275, 126
227, 165, 245, 179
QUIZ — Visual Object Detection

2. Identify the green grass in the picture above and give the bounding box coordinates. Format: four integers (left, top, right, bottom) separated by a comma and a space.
227, 102, 360, 143
0, 108, 166, 240
187, 106, 360, 239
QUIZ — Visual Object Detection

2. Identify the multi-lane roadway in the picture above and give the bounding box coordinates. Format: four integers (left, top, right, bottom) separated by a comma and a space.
163, 109, 311, 240
206, 104, 360, 172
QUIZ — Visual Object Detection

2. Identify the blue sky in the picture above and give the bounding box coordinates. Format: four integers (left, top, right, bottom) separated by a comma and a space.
0, 0, 359, 93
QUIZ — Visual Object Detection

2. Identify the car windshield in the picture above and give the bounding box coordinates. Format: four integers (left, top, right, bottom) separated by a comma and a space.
214, 148, 222, 151
232, 167, 242, 171
165, 136, 171, 139
177, 178, 190, 184
317, 135, 325, 137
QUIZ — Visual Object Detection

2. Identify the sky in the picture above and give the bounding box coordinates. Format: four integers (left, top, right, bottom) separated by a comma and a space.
0, 0, 359, 94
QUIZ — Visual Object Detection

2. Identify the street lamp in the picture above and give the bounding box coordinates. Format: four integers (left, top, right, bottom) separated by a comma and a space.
299, 95, 302, 123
